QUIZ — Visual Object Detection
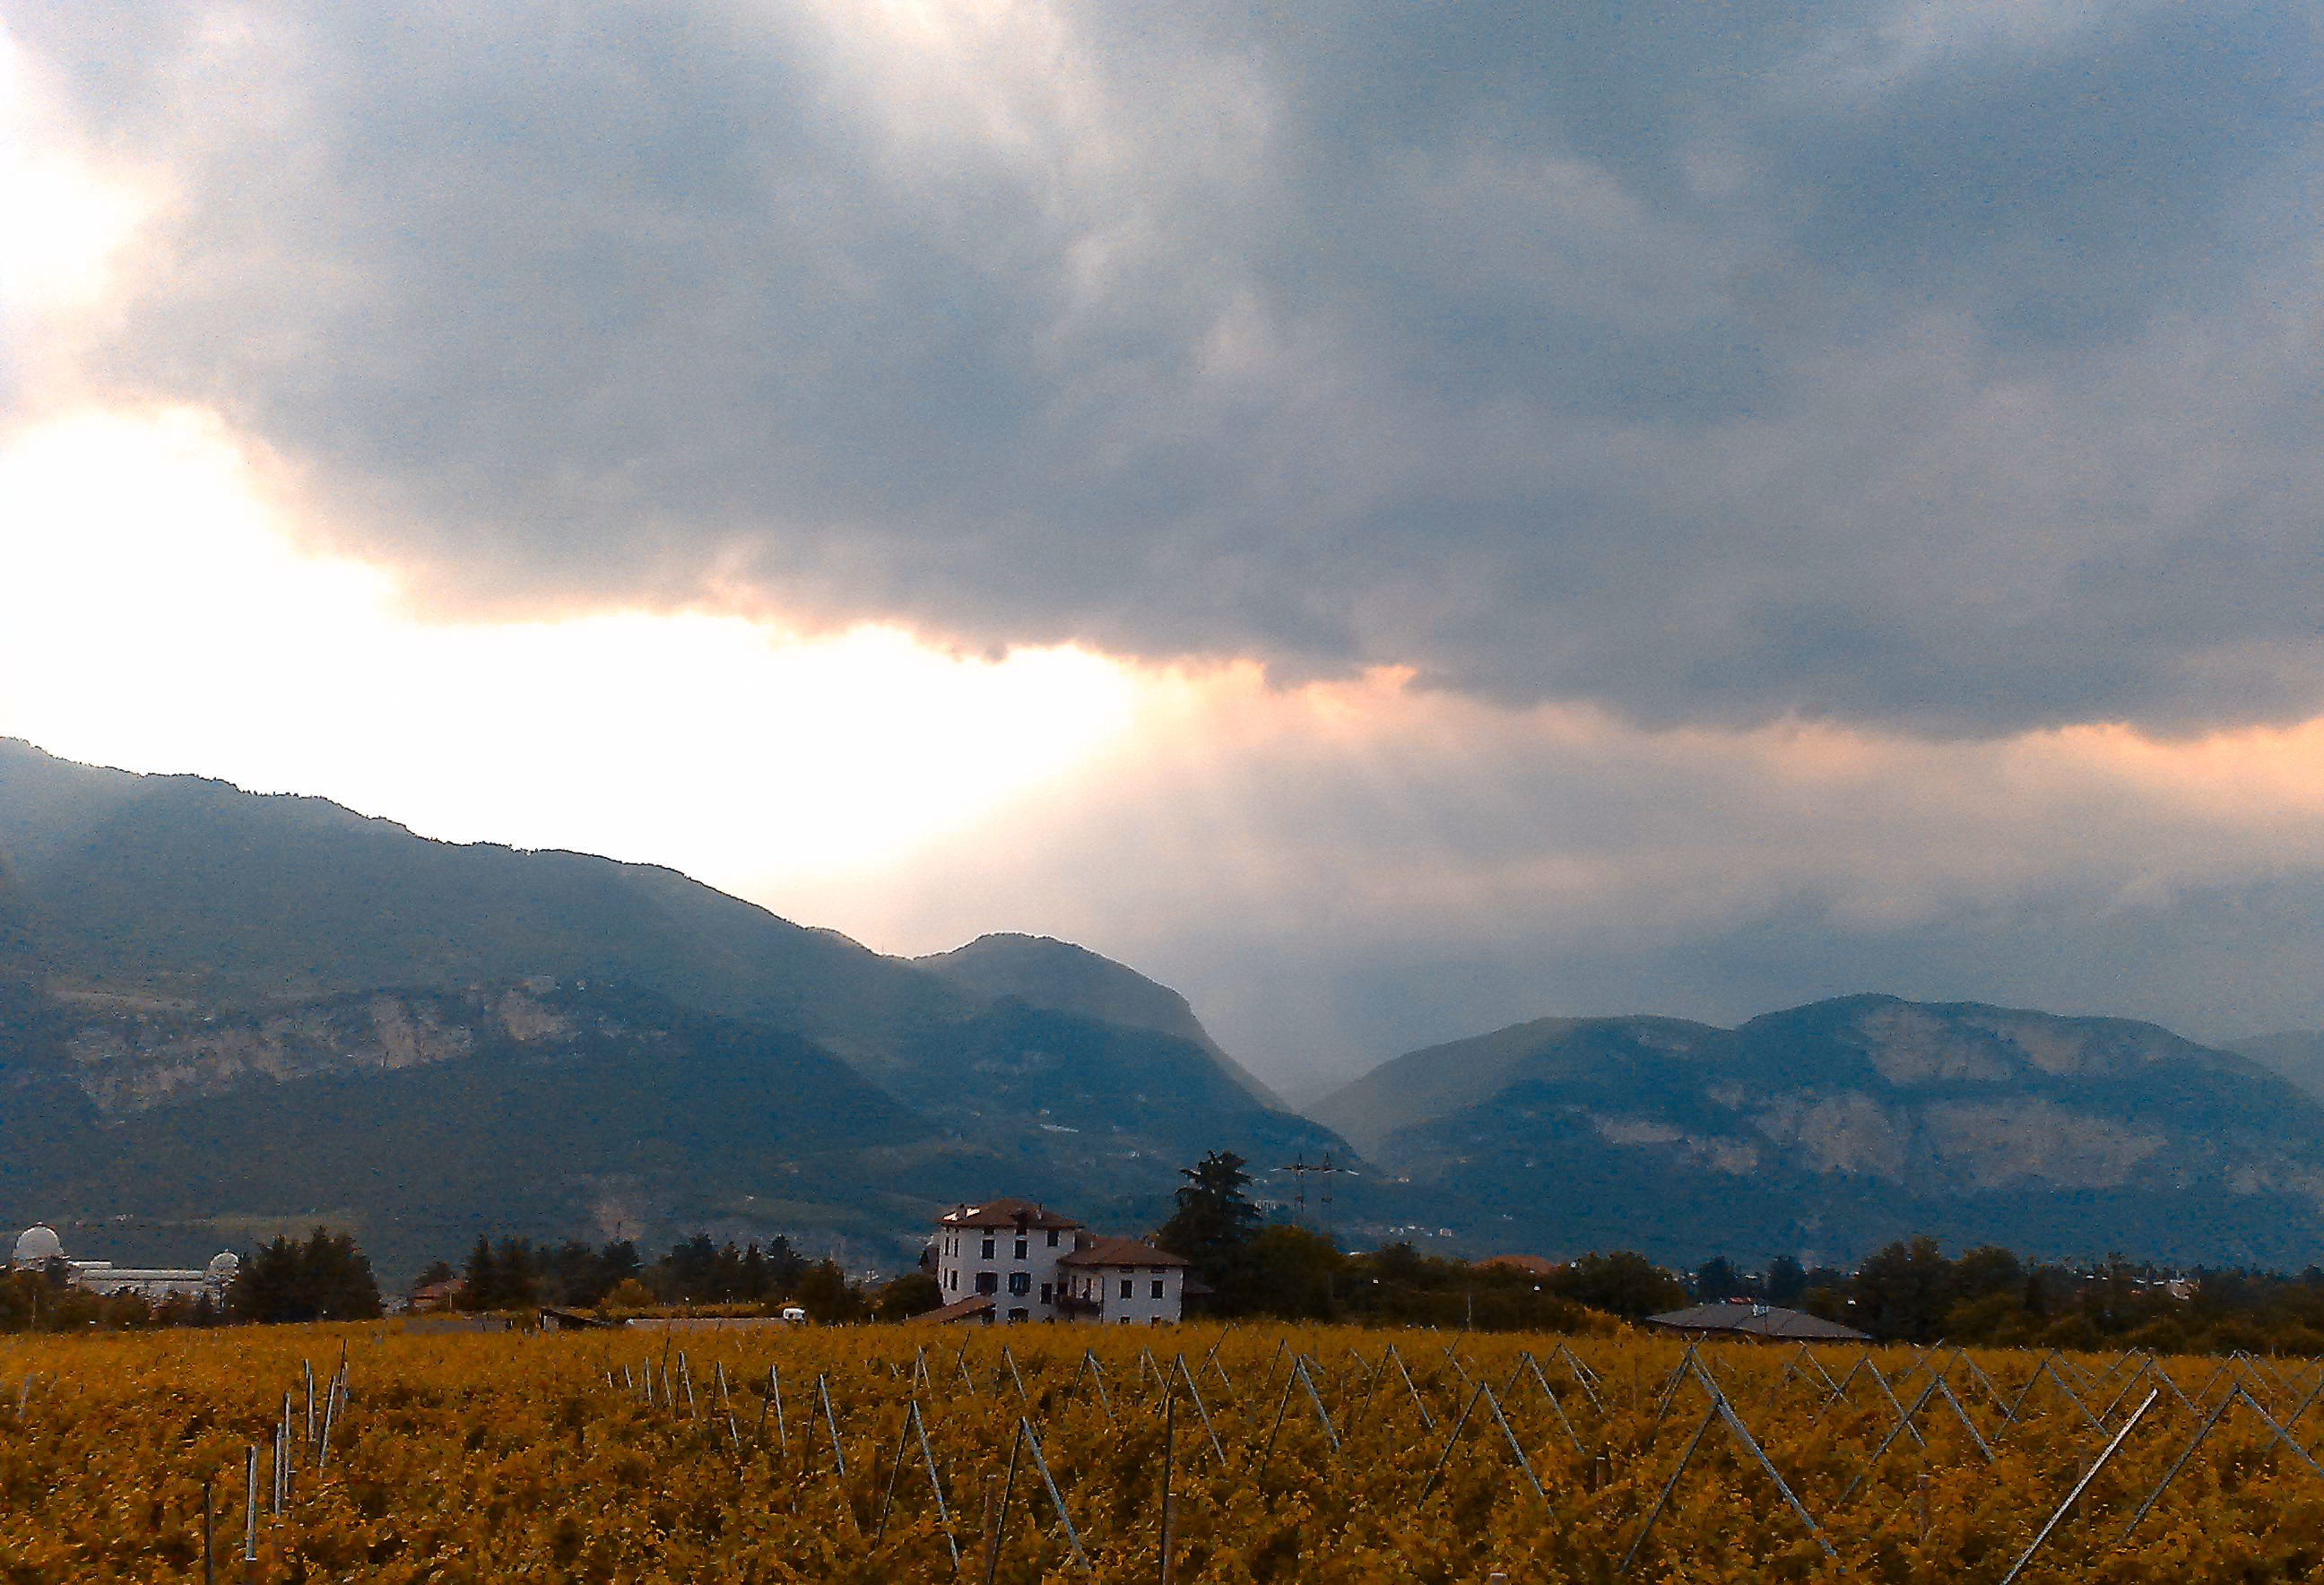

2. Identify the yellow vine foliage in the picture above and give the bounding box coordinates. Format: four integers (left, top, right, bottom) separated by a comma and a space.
0, 1321, 2319, 1582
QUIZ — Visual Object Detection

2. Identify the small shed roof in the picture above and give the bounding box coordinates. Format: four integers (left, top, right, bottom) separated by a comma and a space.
911, 1295, 996, 1325
1644, 1302, 1869, 1342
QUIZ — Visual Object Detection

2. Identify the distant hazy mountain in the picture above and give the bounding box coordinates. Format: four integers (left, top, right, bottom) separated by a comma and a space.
1318, 994, 2324, 1269
0, 739, 1348, 1277
1311, 1015, 1715, 1156
2226, 1033, 2324, 1104
915, 933, 1285, 1108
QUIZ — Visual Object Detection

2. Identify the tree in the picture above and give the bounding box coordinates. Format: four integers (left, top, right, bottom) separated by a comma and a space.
1340, 1244, 1600, 1332
793, 1260, 866, 1322
1157, 1150, 1261, 1268
1243, 1226, 1344, 1320
759, 1236, 809, 1296
1547, 1252, 1686, 1320
1765, 1255, 1808, 1305
229, 1228, 382, 1322
459, 1236, 499, 1312
1693, 1256, 1747, 1301
492, 1239, 540, 1309
545, 1242, 601, 1306
872, 1272, 943, 1321
602, 1277, 656, 1312
1853, 1236, 1957, 1342
593, 1240, 643, 1301
659, 1233, 721, 1303
1953, 1245, 2024, 1301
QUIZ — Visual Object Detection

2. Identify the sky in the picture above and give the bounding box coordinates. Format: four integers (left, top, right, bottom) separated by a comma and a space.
3, 1, 2321, 1098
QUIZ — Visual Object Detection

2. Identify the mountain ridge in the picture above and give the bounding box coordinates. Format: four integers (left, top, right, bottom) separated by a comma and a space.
0, 739, 1348, 1278
13, 734, 2324, 1277
914, 932, 1286, 1110
1320, 992, 2324, 1267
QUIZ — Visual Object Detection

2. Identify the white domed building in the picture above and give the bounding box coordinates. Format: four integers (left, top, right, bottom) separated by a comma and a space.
10, 1225, 242, 1303
11, 1225, 64, 1269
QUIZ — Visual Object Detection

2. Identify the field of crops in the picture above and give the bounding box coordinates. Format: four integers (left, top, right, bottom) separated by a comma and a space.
4, 1320, 2323, 1583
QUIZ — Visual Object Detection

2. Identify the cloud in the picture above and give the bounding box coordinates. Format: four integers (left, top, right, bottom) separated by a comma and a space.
773, 669, 2324, 1091
7, 0, 2321, 735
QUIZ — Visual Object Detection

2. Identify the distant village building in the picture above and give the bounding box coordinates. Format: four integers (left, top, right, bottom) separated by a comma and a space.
408, 1276, 465, 1312
920, 1198, 1189, 1325
10, 1225, 240, 1304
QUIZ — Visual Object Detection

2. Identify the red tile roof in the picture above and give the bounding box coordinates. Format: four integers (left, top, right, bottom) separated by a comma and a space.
933, 1199, 1086, 1231
1056, 1234, 1187, 1269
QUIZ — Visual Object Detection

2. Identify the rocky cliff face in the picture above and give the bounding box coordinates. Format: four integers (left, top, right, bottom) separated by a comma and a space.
0, 976, 935, 1286
52, 984, 582, 1116
1331, 994, 2324, 1265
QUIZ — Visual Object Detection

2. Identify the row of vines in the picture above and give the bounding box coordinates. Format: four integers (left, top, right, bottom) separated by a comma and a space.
4, 1321, 2323, 1582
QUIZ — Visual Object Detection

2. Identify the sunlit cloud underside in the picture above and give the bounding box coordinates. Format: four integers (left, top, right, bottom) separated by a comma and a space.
0, 409, 1136, 883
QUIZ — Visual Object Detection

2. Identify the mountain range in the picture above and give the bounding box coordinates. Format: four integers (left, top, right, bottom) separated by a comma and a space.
5, 735, 2323, 1282
0, 739, 1340, 1278
1313, 999, 2324, 1269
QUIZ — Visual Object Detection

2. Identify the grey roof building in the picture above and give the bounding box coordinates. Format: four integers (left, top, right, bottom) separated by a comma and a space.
1644, 1301, 1869, 1342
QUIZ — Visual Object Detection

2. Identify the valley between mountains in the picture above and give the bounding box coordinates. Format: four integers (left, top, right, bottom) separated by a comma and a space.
5, 735, 2324, 1285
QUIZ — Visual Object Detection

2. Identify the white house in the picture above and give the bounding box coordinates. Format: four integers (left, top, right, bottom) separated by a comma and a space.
924, 1199, 1188, 1325
11, 1225, 240, 1303
1055, 1234, 1190, 1326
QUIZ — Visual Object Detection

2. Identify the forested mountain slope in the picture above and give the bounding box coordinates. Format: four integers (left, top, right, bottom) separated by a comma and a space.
1321, 995, 2324, 1268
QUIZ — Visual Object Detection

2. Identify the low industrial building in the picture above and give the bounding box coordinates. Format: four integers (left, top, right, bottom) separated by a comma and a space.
10, 1225, 241, 1304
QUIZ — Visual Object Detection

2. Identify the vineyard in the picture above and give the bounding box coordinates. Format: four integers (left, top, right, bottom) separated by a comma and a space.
4, 1321, 2324, 1582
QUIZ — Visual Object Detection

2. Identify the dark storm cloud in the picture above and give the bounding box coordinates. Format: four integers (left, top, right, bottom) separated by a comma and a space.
13, 0, 2322, 732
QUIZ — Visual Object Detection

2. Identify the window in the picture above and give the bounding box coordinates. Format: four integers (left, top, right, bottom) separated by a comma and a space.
1014, 1239, 1028, 1260
1008, 1308, 1029, 1322
1040, 1282, 1053, 1304
1046, 1230, 1060, 1247
1008, 1272, 1031, 1295
1151, 1280, 1165, 1299
981, 1238, 994, 1260
1120, 1278, 1134, 1300
975, 1271, 999, 1295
